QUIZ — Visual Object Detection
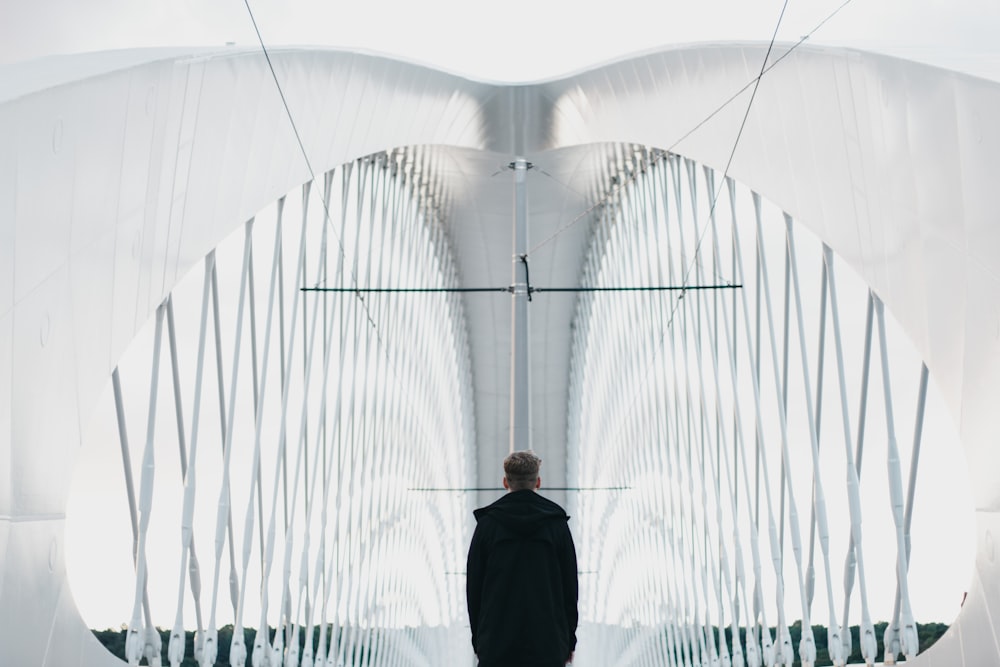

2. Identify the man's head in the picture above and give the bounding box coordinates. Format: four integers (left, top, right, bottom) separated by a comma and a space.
502, 450, 542, 492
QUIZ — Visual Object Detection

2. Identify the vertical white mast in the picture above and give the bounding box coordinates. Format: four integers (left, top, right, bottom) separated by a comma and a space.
510, 158, 531, 453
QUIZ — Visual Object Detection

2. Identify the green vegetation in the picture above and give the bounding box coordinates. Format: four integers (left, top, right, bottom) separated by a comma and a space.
93, 626, 258, 667
94, 621, 949, 666
92, 625, 359, 667
704, 621, 949, 667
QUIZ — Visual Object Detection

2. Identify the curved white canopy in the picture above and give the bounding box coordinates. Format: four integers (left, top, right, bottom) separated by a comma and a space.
2, 42, 1000, 664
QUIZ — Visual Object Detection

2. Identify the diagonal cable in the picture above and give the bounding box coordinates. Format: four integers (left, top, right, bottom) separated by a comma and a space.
527, 0, 855, 258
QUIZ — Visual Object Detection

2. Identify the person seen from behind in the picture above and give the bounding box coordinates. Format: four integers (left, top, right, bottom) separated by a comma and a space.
466, 450, 579, 666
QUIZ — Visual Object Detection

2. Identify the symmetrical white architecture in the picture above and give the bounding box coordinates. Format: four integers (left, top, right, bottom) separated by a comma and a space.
1, 41, 999, 665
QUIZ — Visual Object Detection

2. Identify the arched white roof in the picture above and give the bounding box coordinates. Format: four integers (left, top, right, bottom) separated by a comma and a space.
2, 43, 1000, 664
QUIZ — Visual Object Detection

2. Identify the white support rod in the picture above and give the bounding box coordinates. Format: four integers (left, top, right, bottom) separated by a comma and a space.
665, 159, 699, 666
824, 246, 877, 664
301, 167, 336, 667
668, 155, 705, 663
708, 187, 776, 667
688, 280, 736, 667
752, 200, 811, 666
246, 212, 267, 576
700, 171, 759, 667
377, 153, 410, 650
645, 163, 677, 667
682, 159, 721, 667
112, 368, 156, 648
207, 242, 243, 628
887, 363, 929, 662
126, 301, 166, 667
290, 222, 337, 666
309, 295, 341, 667
631, 182, 667, 664
805, 258, 828, 617
364, 160, 402, 658
727, 191, 788, 666
279, 190, 333, 667
338, 159, 370, 666
895, 364, 928, 607
350, 155, 391, 659
654, 159, 691, 667
201, 219, 253, 667
271, 179, 319, 666
784, 217, 842, 666
312, 170, 333, 667
839, 291, 875, 652
342, 158, 375, 665
701, 166, 739, 667
277, 194, 290, 542
352, 158, 387, 661
725, 175, 755, 667
159, 306, 207, 650
347, 156, 382, 664
168, 259, 212, 667
778, 215, 791, 566
874, 296, 919, 662
256, 178, 314, 666
165, 296, 189, 476
644, 163, 685, 667
328, 161, 355, 667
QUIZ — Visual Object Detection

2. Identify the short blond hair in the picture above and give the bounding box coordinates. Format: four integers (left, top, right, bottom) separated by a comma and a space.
504, 450, 541, 491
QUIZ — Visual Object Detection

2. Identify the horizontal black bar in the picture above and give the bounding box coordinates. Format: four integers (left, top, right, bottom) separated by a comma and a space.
535, 284, 741, 293
407, 486, 631, 492
301, 286, 508, 293
302, 285, 740, 294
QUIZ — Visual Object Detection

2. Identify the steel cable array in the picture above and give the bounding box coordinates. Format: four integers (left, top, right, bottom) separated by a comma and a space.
109, 149, 474, 667
568, 149, 940, 667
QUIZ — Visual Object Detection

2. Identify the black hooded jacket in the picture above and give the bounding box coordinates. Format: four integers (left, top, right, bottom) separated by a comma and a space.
466, 490, 578, 666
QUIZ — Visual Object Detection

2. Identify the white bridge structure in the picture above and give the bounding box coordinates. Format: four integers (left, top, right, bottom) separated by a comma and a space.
1, 39, 999, 667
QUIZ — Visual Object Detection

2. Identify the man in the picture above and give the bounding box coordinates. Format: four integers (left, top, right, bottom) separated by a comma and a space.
466, 450, 578, 666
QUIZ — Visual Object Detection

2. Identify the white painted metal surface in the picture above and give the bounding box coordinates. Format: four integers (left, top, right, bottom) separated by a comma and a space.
0, 43, 998, 664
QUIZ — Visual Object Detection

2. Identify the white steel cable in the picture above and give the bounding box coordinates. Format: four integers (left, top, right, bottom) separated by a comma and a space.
276, 184, 335, 666
693, 168, 750, 667
750, 197, 815, 666
125, 302, 166, 667
888, 363, 929, 654
875, 297, 919, 662
824, 247, 877, 664
268, 181, 324, 666
168, 258, 213, 667
687, 161, 735, 667
668, 159, 710, 666
299, 168, 337, 667
165, 293, 208, 649
223, 207, 283, 667
254, 179, 314, 666
202, 220, 254, 667
701, 178, 764, 667
784, 217, 843, 665
637, 171, 680, 666
113, 367, 158, 665
210, 236, 246, 624
106, 145, 470, 666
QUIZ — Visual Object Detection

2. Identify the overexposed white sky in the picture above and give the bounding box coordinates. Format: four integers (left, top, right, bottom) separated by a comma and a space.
3, 0, 1000, 82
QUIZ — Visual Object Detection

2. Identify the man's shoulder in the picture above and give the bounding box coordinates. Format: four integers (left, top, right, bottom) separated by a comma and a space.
474, 490, 568, 517
531, 491, 569, 516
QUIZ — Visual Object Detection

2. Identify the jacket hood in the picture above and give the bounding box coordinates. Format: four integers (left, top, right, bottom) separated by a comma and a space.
473, 490, 569, 535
